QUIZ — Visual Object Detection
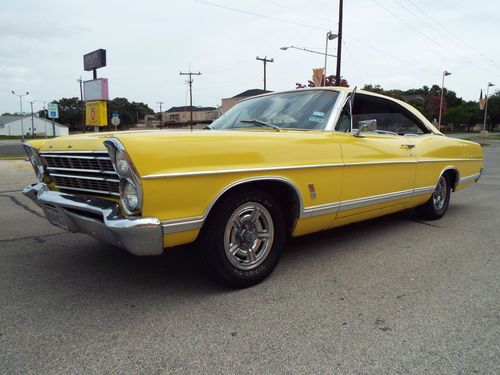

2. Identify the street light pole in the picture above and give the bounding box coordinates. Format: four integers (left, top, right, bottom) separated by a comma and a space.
11, 90, 29, 141
323, 31, 338, 86
438, 70, 451, 130
482, 82, 495, 134
28, 101, 35, 136
335, 0, 343, 86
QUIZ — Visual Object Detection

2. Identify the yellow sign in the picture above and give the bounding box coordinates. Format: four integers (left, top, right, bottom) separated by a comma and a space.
85, 100, 108, 126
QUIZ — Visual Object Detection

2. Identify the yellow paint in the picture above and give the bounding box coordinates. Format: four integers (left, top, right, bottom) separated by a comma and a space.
29, 89, 484, 250
85, 100, 108, 127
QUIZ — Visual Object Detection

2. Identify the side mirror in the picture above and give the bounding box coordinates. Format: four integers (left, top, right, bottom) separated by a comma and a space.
353, 119, 377, 137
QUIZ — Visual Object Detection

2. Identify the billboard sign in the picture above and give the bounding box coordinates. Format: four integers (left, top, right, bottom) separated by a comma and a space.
85, 100, 108, 126
83, 49, 107, 71
83, 78, 109, 101
47, 103, 59, 119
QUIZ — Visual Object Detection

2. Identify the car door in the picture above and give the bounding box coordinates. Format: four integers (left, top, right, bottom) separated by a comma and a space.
335, 93, 424, 218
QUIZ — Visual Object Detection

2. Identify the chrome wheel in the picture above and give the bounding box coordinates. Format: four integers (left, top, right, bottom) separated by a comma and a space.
224, 202, 274, 271
432, 176, 447, 211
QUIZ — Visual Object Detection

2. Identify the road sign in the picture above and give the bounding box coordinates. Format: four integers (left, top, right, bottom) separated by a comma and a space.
47, 103, 59, 119
85, 100, 108, 126
112, 111, 119, 117
111, 116, 120, 126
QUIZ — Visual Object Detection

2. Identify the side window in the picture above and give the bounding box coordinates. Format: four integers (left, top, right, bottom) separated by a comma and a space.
336, 94, 429, 135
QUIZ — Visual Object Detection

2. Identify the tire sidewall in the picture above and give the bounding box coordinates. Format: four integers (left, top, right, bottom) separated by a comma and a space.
203, 190, 286, 287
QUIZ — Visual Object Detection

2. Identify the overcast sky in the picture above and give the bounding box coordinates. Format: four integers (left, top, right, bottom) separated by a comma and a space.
1, 0, 499, 115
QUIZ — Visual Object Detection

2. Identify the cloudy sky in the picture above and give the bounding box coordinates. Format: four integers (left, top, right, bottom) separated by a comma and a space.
1, 0, 499, 115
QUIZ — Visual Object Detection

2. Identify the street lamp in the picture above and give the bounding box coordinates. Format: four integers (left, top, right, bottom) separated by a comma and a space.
438, 70, 451, 130
11, 90, 29, 141
482, 82, 495, 135
280, 45, 336, 58
324, 31, 338, 86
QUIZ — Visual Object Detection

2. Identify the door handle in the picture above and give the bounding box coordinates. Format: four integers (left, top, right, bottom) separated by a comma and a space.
401, 144, 415, 149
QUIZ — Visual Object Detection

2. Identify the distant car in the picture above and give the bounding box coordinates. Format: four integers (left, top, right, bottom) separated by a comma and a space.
22, 88, 483, 288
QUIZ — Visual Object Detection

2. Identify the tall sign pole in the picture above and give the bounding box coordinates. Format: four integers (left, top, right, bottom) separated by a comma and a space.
256, 56, 274, 90
180, 70, 202, 130
335, 0, 343, 86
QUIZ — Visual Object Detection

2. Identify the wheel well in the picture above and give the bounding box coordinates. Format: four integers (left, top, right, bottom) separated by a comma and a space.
206, 180, 301, 233
443, 169, 459, 191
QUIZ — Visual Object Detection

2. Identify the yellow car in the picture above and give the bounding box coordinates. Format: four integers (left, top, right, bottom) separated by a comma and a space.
22, 88, 483, 287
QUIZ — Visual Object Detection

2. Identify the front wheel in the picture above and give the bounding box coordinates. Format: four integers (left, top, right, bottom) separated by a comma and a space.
199, 190, 286, 288
415, 174, 451, 220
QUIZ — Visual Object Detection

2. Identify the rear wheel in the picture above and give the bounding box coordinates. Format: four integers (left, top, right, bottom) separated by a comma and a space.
415, 174, 451, 220
199, 190, 286, 288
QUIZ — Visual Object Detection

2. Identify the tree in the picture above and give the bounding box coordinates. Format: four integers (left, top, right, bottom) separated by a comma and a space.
108, 98, 154, 126
42, 97, 84, 131
486, 90, 500, 130
296, 74, 349, 89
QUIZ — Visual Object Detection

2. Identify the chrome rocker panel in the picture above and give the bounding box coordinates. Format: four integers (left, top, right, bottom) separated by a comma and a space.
22, 183, 164, 256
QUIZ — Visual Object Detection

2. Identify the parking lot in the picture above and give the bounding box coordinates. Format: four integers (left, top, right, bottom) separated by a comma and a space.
1, 144, 499, 374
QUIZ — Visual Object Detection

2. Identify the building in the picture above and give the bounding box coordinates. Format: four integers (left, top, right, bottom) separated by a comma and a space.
0, 115, 69, 137
221, 89, 272, 113
162, 106, 220, 127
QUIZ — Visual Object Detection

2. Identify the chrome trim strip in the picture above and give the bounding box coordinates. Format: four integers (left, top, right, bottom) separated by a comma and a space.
413, 186, 435, 195
50, 173, 119, 182
458, 173, 481, 184
39, 150, 108, 154
339, 189, 414, 211
162, 217, 205, 234
142, 158, 483, 180
142, 163, 344, 179
41, 154, 111, 160
47, 167, 117, 174
56, 186, 121, 196
302, 202, 341, 218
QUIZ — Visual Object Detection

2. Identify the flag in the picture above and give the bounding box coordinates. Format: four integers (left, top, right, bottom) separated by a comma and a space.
479, 89, 486, 110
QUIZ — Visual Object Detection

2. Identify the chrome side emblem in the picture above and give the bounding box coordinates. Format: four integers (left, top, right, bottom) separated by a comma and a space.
308, 184, 317, 200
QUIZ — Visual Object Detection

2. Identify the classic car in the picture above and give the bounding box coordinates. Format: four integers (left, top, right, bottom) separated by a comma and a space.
22, 87, 483, 287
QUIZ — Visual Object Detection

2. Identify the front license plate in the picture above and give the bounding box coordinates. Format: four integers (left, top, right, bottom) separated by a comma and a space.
43, 205, 69, 230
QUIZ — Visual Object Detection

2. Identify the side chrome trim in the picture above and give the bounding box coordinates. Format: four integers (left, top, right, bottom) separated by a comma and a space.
302, 202, 341, 218
143, 163, 344, 180
413, 186, 435, 195
458, 173, 481, 185
161, 176, 304, 232
339, 189, 414, 211
142, 158, 482, 180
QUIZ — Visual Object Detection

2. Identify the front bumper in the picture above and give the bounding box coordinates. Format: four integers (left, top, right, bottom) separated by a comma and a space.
22, 183, 164, 256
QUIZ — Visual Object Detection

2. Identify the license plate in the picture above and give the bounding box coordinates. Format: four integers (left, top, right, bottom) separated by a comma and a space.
43, 205, 69, 230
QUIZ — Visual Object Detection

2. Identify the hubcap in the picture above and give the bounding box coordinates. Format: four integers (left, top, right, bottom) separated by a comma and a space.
224, 202, 274, 271
432, 176, 447, 211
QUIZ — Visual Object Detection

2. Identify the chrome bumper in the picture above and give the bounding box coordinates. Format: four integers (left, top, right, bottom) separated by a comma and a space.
22, 183, 164, 256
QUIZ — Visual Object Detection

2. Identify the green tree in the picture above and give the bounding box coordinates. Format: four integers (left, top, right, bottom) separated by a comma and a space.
40, 97, 84, 131
108, 97, 154, 126
486, 90, 500, 130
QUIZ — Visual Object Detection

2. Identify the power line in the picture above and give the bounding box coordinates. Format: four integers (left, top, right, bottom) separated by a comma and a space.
264, 0, 335, 23
404, 0, 498, 68
391, 0, 499, 73
371, 0, 468, 63
194, 0, 326, 31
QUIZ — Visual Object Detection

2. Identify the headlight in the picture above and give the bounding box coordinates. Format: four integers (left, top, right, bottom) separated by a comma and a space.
104, 138, 143, 216
115, 151, 130, 175
121, 180, 139, 213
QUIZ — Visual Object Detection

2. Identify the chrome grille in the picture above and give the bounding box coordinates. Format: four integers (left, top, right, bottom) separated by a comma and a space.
40, 151, 119, 196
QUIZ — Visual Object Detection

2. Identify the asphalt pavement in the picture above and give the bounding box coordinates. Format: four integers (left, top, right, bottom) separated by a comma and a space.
0, 145, 499, 374
0, 140, 25, 156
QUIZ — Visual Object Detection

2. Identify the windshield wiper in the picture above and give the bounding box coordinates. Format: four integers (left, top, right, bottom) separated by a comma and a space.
240, 119, 281, 132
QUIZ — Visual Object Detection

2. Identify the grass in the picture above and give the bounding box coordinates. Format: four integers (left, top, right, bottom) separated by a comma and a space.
0, 154, 26, 159
0, 135, 54, 140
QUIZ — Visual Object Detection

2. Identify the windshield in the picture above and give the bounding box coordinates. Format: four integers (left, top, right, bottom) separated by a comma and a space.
210, 90, 339, 131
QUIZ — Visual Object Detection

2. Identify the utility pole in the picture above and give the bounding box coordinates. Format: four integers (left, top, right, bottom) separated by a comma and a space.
28, 101, 35, 136
180, 70, 202, 130
77, 77, 86, 133
11, 91, 29, 141
335, 0, 343, 86
256, 56, 274, 91
157, 101, 165, 127
438, 70, 451, 130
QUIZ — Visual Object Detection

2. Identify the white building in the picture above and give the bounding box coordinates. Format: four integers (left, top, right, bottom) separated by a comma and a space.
0, 115, 69, 137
